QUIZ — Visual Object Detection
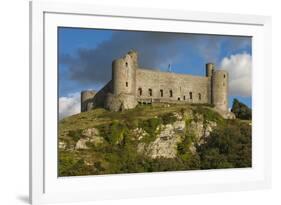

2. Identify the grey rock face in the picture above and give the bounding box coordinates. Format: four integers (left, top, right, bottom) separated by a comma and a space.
82, 127, 99, 137
75, 138, 89, 150
59, 141, 67, 150
132, 128, 148, 141
173, 120, 186, 132
145, 124, 181, 159
75, 127, 104, 150
186, 114, 217, 145
138, 120, 186, 159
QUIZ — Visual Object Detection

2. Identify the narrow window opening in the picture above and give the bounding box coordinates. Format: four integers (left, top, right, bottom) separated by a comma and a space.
178, 97, 180, 101
125, 62, 128, 67
149, 89, 153, 97
224, 74, 226, 78
183, 96, 186, 100
198, 93, 201, 100
169, 90, 173, 97
126, 82, 128, 87
189, 92, 193, 100
138, 88, 142, 96
160, 89, 163, 97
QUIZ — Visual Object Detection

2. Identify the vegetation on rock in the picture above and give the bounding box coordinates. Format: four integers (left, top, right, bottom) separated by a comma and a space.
59, 103, 251, 176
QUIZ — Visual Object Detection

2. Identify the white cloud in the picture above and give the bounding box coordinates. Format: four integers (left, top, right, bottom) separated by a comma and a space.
220, 53, 252, 96
59, 92, 80, 120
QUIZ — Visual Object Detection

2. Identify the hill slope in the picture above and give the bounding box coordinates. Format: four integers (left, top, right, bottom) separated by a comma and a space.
59, 104, 251, 176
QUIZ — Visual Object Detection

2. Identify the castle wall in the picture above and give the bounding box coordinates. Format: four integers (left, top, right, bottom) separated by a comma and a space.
135, 68, 209, 104
92, 80, 113, 108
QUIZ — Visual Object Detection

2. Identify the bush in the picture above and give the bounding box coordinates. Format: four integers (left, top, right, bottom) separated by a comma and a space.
139, 117, 162, 142
59, 152, 90, 176
68, 129, 82, 142
197, 122, 252, 169
160, 113, 177, 125
100, 121, 127, 145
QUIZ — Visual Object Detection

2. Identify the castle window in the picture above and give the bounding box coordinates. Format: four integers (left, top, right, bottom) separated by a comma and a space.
138, 88, 142, 96
125, 62, 128, 67
189, 92, 193, 100
178, 97, 181, 101
169, 90, 173, 97
126, 82, 128, 87
198, 93, 201, 100
149, 89, 153, 96
183, 96, 186, 100
224, 74, 226, 78
160, 89, 163, 97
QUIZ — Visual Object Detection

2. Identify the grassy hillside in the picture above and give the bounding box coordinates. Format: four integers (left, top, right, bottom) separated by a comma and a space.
59, 104, 251, 176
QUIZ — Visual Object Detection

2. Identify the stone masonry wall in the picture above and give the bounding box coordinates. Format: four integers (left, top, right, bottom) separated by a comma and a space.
135, 68, 209, 104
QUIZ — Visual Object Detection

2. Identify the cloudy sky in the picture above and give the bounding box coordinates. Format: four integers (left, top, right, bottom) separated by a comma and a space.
58, 27, 252, 119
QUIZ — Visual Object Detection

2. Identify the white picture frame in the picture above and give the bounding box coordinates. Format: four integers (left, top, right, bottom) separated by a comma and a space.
30, 1, 272, 204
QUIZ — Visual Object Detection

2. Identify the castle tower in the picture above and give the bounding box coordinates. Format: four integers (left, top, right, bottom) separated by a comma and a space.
211, 70, 228, 112
112, 51, 137, 96
206, 63, 214, 78
81, 90, 96, 112
206, 63, 215, 104
128, 50, 138, 67
105, 51, 138, 111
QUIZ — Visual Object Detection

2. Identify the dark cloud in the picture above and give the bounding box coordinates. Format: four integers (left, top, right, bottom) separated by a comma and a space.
60, 30, 251, 85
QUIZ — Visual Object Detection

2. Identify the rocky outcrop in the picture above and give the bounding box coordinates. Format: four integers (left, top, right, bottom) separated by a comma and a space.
145, 124, 182, 159
173, 121, 185, 132
75, 138, 89, 150
132, 128, 148, 141
75, 128, 104, 150
65, 108, 217, 158
59, 141, 67, 150
137, 111, 217, 159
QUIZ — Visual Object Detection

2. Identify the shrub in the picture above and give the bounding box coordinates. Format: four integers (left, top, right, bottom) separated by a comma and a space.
160, 113, 177, 125
100, 121, 127, 145
139, 117, 162, 142
68, 129, 83, 142
197, 121, 252, 169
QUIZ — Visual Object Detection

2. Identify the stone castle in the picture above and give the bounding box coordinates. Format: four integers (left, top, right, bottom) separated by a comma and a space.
81, 50, 234, 118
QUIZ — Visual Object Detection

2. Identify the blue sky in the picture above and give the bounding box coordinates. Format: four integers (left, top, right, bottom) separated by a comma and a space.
58, 27, 252, 118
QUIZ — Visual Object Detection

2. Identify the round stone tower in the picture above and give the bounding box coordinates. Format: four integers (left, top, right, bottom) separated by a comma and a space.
112, 52, 137, 96
211, 70, 228, 112
107, 51, 138, 111
81, 90, 96, 112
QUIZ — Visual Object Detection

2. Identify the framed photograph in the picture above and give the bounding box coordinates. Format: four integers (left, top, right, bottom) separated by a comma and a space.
30, 1, 271, 204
